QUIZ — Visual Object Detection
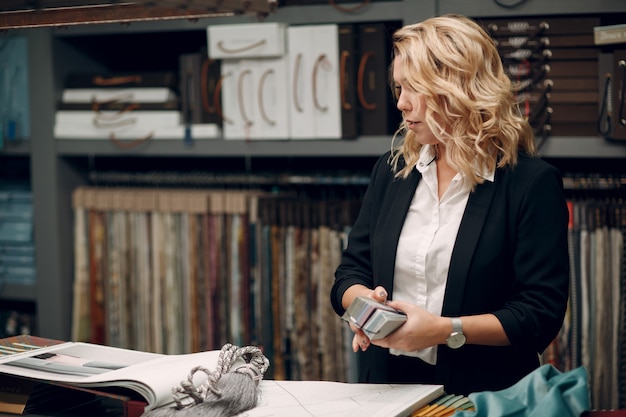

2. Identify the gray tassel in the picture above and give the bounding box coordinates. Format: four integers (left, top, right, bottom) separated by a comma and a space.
141, 344, 270, 417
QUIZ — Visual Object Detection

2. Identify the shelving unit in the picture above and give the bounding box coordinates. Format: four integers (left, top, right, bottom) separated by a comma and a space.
1, 0, 625, 341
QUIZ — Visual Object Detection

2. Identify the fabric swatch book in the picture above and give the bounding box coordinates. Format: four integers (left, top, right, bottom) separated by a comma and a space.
0, 336, 443, 417
0, 336, 236, 415
342, 296, 407, 340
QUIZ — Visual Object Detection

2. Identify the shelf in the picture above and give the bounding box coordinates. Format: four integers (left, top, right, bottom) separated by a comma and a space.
0, 140, 30, 156
0, 281, 36, 302
265, 2, 407, 25
50, 1, 406, 37
54, 135, 626, 159
55, 136, 392, 157
538, 136, 626, 158
437, 0, 626, 18
0, 0, 278, 30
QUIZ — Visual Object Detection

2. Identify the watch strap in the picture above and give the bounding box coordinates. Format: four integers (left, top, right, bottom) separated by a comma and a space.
451, 317, 463, 334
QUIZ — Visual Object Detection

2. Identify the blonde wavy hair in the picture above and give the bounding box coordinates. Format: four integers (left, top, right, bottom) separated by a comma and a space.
389, 14, 536, 186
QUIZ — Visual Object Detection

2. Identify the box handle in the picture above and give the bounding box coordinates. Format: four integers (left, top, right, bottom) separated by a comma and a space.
238, 69, 254, 127
92, 75, 142, 86
328, 0, 370, 13
312, 54, 330, 112
258, 68, 276, 126
108, 132, 153, 149
214, 71, 233, 125
292, 53, 304, 113
217, 39, 267, 55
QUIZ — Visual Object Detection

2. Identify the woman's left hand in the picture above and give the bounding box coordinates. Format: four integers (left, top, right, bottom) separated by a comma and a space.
371, 299, 448, 352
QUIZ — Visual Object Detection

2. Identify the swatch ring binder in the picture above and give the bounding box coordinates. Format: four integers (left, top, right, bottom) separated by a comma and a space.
340, 50, 352, 111
619, 60, 625, 126
201, 59, 218, 114
598, 73, 612, 136
357, 51, 377, 111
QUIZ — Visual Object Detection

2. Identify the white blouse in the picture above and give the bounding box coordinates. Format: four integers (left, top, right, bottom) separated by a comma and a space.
390, 145, 493, 364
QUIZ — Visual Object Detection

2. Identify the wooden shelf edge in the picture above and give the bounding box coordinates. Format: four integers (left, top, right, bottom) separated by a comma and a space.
0, 2, 277, 30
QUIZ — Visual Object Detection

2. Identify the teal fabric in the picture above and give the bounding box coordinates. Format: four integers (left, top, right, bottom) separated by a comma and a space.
455, 365, 590, 417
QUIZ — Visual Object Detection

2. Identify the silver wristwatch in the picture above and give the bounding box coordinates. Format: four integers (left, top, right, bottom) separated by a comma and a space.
445, 317, 466, 349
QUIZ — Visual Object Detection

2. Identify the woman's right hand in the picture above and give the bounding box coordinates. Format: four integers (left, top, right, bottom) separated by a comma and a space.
349, 286, 388, 352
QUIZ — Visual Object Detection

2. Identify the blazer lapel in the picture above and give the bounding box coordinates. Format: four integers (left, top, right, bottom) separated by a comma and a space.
442, 178, 498, 316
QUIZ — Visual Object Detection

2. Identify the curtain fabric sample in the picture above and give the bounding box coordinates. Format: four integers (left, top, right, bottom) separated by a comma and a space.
71, 175, 626, 403
71, 186, 362, 383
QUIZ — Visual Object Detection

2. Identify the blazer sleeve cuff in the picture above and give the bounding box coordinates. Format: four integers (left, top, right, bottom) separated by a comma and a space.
493, 309, 527, 349
330, 277, 366, 316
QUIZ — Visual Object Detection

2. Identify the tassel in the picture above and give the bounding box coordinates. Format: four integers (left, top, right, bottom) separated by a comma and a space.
141, 343, 269, 417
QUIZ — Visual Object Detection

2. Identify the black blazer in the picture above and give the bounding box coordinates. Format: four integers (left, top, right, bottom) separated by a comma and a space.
330, 151, 570, 395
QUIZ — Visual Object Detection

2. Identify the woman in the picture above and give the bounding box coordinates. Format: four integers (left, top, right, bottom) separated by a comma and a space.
330, 14, 569, 395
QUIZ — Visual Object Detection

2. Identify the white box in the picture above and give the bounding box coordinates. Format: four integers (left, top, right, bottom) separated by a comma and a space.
55, 123, 220, 140
207, 23, 287, 59
61, 88, 177, 103
287, 24, 341, 139
55, 110, 182, 128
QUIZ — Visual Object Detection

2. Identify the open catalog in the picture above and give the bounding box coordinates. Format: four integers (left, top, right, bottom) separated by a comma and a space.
0, 335, 234, 416
0, 336, 444, 417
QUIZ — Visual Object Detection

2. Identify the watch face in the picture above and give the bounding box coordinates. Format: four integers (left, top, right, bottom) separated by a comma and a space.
447, 332, 466, 349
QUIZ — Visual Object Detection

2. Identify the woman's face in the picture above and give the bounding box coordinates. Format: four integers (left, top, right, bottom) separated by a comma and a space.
393, 56, 440, 146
